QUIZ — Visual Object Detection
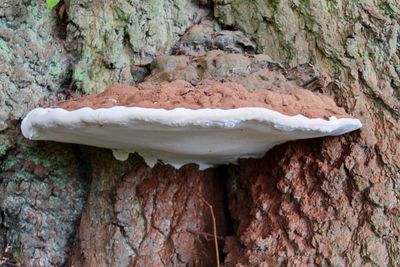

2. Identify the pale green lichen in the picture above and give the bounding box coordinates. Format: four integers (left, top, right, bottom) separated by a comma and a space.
1, 142, 89, 266
67, 0, 209, 94
0, 143, 8, 157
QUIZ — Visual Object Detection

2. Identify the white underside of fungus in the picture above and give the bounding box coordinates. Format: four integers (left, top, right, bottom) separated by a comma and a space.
21, 107, 362, 170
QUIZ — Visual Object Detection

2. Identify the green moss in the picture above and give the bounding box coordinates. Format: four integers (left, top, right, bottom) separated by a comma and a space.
1, 153, 19, 171
382, 2, 400, 19
327, 0, 338, 14
73, 65, 91, 91
13, 248, 21, 264
0, 143, 8, 157
298, 0, 310, 6
268, 0, 280, 10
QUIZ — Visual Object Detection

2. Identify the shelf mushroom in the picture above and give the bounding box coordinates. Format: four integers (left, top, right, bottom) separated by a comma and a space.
21, 80, 362, 170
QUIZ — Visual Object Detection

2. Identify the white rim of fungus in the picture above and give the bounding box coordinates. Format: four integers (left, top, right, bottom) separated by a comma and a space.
21, 107, 362, 170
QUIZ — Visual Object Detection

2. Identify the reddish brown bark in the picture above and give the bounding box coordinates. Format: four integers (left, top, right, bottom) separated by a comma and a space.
223, 123, 398, 266
69, 150, 228, 266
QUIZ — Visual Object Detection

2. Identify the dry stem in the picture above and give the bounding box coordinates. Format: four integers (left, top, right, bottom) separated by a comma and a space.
196, 192, 221, 267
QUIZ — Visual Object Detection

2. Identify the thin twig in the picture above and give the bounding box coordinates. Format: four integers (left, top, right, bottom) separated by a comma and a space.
196, 193, 220, 267
187, 229, 225, 241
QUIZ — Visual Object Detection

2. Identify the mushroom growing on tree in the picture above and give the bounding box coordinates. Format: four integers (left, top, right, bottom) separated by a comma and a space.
21, 80, 362, 170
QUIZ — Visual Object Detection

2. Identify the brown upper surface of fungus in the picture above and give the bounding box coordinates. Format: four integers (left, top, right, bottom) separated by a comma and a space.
57, 79, 351, 119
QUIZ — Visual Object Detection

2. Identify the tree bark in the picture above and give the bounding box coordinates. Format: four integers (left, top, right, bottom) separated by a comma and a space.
68, 150, 228, 267
212, 1, 399, 265
0, 0, 398, 266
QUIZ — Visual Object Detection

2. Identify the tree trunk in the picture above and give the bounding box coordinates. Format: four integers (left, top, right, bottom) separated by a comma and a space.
0, 0, 398, 266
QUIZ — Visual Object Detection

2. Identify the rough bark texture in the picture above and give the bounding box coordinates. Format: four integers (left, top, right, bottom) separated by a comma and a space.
224, 133, 397, 266
69, 150, 227, 267
212, 1, 400, 265
66, 0, 210, 94
0, 0, 399, 266
0, 1, 86, 266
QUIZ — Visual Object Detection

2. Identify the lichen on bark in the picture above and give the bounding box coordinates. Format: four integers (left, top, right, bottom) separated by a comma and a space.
0, 1, 85, 265
213, 0, 400, 265
66, 0, 210, 94
0, 140, 88, 266
1, 0, 399, 266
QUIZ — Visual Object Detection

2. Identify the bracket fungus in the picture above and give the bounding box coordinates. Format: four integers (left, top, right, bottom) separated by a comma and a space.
21, 80, 362, 170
